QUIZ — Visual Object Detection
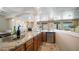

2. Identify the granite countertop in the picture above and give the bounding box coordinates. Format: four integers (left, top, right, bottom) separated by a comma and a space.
55, 30, 79, 39
0, 31, 40, 51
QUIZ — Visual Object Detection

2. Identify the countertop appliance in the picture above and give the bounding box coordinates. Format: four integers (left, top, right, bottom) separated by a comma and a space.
28, 28, 32, 31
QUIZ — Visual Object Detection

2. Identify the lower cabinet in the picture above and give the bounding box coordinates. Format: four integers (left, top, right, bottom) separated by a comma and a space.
26, 39, 34, 51
46, 32, 55, 43
33, 35, 38, 51
38, 33, 43, 48
33, 32, 43, 51
26, 44, 33, 51
42, 32, 46, 42
14, 39, 34, 51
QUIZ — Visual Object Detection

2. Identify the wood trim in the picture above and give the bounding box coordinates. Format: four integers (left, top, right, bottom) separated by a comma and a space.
53, 32, 55, 43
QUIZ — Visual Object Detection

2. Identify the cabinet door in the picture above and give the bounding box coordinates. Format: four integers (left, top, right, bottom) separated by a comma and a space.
38, 33, 42, 46
26, 44, 33, 51
26, 39, 34, 51
46, 32, 55, 43
40, 32, 43, 45
43, 32, 46, 42
38, 37, 40, 48
38, 34, 40, 48
33, 36, 38, 51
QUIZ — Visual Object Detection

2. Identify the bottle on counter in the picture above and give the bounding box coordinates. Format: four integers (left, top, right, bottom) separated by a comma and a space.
13, 26, 16, 35
16, 26, 20, 39
11, 26, 17, 39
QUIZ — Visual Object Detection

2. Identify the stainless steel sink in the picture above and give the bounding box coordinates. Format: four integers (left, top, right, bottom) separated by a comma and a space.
1, 35, 25, 42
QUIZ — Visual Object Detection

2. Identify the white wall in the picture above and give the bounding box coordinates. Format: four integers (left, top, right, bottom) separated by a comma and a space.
55, 30, 79, 51
0, 16, 10, 32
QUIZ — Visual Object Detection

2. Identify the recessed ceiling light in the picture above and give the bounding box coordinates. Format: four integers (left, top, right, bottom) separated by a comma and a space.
12, 19, 15, 22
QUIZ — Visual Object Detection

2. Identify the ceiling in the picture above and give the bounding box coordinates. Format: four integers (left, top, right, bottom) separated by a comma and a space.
0, 7, 79, 21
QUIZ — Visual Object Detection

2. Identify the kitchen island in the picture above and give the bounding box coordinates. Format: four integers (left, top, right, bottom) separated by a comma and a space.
1, 30, 79, 51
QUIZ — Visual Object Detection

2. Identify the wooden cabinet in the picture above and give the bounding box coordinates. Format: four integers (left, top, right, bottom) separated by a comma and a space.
26, 44, 33, 51
38, 33, 43, 46
33, 32, 43, 51
26, 39, 33, 51
46, 32, 55, 43
38, 34, 40, 48
33, 35, 38, 51
42, 32, 46, 42
11, 32, 47, 51
14, 39, 34, 51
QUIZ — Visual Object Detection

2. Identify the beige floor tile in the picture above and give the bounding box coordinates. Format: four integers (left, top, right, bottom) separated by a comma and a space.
39, 42, 60, 51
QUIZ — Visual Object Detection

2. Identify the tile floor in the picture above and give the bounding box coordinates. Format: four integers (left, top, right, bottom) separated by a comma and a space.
39, 42, 60, 51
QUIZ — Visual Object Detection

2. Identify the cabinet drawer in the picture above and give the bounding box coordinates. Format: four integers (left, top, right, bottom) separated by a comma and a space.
26, 39, 33, 47
26, 44, 33, 51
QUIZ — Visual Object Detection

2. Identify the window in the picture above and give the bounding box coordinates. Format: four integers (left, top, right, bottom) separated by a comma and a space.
63, 11, 73, 19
